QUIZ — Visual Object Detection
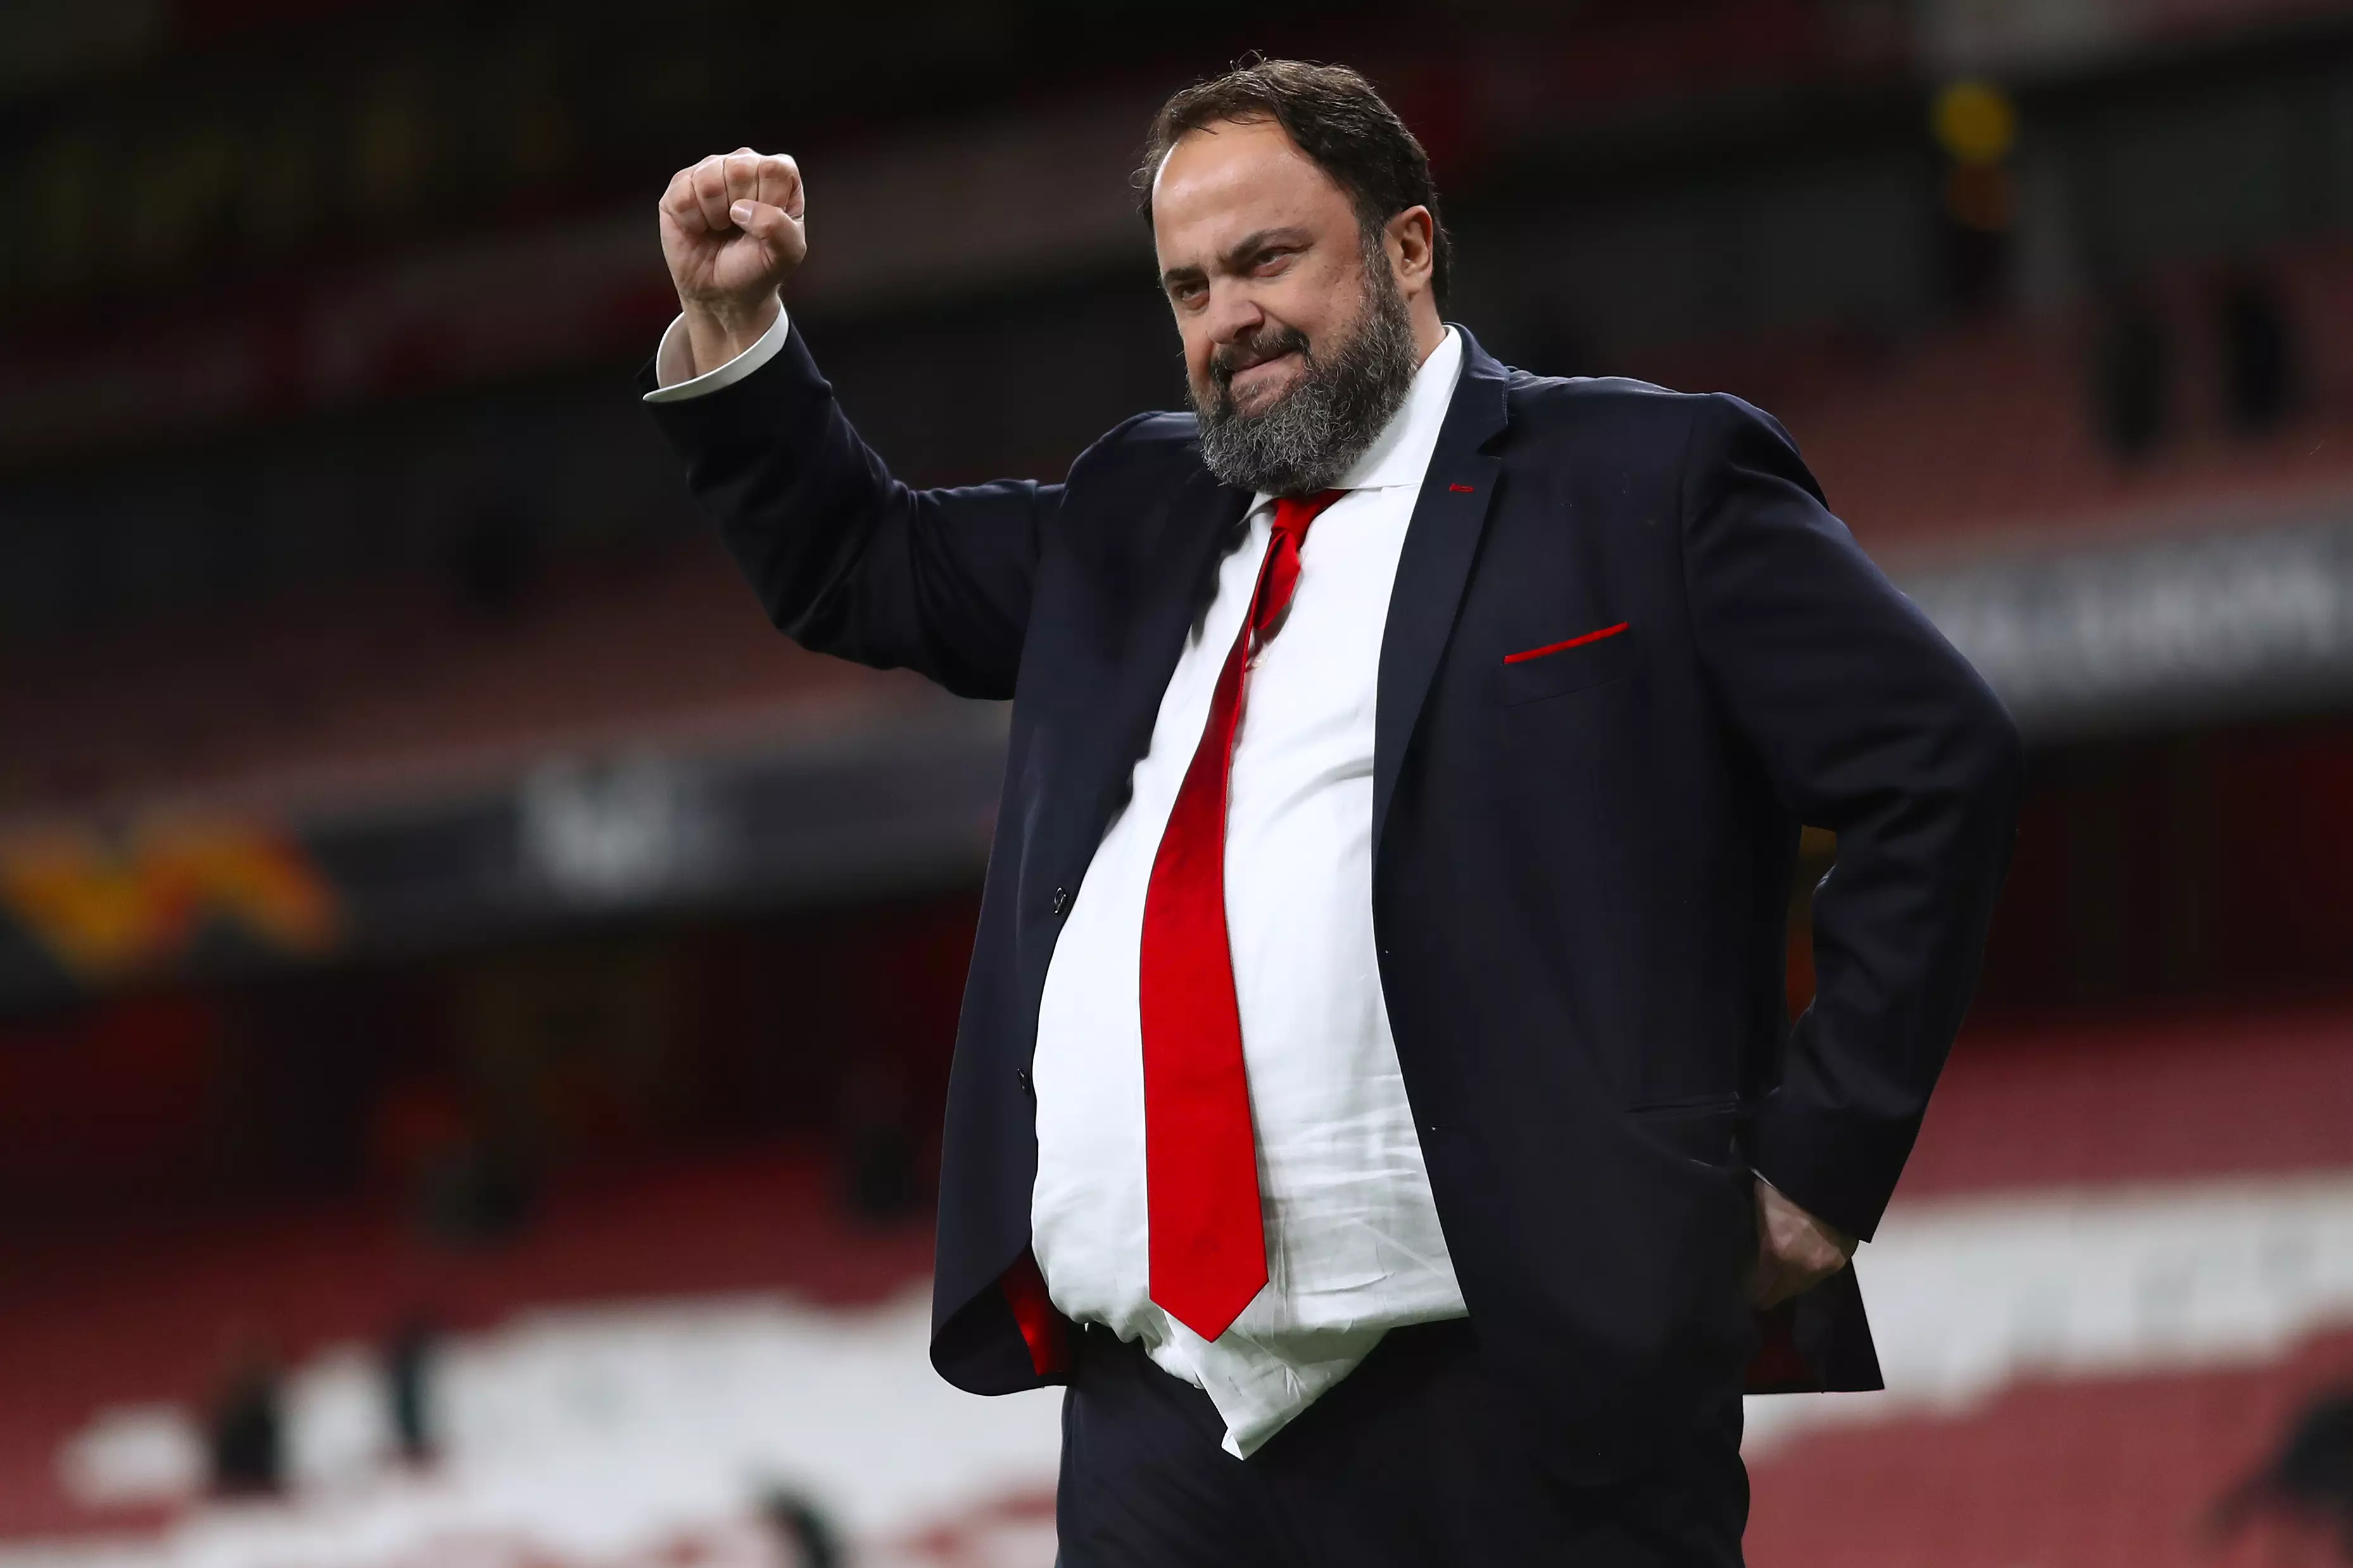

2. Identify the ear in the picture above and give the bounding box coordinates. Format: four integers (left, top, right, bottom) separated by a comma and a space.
1386, 205, 1437, 296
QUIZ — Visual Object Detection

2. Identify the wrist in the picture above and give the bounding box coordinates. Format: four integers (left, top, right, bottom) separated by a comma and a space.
679, 292, 782, 377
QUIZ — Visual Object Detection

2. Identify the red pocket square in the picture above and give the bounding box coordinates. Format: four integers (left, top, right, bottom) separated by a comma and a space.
1504, 621, 1629, 664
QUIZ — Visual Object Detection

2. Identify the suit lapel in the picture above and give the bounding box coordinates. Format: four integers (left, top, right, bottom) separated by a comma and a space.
1042, 462, 1252, 906
1373, 329, 1512, 857
1035, 331, 1511, 906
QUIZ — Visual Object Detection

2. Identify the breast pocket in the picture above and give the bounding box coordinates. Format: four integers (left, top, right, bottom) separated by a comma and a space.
1492, 620, 1637, 706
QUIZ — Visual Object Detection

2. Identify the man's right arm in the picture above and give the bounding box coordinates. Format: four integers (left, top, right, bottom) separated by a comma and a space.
643, 149, 1049, 699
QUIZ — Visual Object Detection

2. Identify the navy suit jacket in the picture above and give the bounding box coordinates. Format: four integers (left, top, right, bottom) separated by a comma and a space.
645, 322, 2023, 1481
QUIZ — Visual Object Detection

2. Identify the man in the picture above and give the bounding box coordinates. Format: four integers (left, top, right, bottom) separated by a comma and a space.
643, 59, 2021, 1566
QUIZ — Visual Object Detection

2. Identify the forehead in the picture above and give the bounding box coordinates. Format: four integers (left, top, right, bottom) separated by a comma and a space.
1150, 117, 1354, 258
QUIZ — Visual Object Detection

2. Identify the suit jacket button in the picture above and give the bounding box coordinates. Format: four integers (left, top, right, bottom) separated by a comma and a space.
1017, 1067, 1032, 1092
1050, 886, 1070, 917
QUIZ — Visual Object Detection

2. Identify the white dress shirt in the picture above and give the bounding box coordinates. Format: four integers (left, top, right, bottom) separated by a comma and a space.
650, 313, 1472, 1460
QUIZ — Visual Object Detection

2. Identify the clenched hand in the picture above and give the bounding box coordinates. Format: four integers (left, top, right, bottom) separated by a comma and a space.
658, 148, 808, 378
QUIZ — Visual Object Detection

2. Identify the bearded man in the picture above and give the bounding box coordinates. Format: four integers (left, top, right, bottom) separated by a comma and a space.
643, 58, 2022, 1567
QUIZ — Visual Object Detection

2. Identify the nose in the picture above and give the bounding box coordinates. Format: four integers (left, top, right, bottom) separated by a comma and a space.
1202, 282, 1265, 353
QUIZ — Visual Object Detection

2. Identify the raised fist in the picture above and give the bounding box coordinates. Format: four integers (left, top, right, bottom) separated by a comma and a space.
659, 149, 806, 371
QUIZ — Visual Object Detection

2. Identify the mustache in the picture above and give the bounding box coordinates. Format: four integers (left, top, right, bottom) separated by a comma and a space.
1209, 325, 1313, 389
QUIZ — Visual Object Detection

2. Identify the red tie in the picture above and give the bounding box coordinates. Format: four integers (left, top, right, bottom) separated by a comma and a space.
1139, 488, 1345, 1342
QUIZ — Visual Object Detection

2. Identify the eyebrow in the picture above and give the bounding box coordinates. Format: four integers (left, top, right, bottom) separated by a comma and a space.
1159, 226, 1316, 292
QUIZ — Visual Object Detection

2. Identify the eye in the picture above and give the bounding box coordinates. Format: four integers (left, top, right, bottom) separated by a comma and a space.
1251, 248, 1292, 275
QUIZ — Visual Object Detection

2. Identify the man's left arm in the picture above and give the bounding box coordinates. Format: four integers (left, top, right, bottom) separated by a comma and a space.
1677, 392, 2026, 1263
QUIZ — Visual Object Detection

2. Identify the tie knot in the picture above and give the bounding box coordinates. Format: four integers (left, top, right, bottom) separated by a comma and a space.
1272, 488, 1346, 543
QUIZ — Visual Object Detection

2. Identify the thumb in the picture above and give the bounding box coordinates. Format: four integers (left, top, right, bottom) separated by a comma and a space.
730, 199, 798, 242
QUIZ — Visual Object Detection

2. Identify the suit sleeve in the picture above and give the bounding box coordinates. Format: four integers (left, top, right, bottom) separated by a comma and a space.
640, 318, 1080, 699
1677, 392, 2025, 1242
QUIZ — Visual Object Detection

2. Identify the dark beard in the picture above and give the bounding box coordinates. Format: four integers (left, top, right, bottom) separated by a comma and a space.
1190, 244, 1420, 498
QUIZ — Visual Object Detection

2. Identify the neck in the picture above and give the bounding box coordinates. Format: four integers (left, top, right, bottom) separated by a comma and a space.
1408, 297, 1447, 364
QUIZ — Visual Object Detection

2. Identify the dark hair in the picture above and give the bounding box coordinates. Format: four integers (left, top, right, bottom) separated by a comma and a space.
1135, 57, 1453, 309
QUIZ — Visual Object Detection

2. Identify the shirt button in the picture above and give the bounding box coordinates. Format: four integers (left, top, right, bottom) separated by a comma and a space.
1049, 886, 1070, 917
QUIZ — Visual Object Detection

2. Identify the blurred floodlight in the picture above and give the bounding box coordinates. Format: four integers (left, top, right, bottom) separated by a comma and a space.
1934, 80, 2019, 166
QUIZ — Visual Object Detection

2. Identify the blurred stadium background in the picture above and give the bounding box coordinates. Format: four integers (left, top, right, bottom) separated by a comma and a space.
5, 0, 2353, 1563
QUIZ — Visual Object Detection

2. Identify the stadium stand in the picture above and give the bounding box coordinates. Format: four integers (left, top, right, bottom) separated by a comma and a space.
1636, 237, 2353, 558
8, 234, 2353, 832
0, 546, 912, 822
0, 1002, 2345, 1563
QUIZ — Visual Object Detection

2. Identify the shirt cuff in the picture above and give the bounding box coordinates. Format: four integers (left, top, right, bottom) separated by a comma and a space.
640, 303, 791, 403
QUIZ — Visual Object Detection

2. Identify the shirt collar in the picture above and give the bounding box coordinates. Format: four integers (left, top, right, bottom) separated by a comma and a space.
1247, 325, 1466, 513
1339, 323, 1464, 491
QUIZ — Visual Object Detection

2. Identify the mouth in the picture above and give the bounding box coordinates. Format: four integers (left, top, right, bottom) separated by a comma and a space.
1225, 349, 1303, 406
